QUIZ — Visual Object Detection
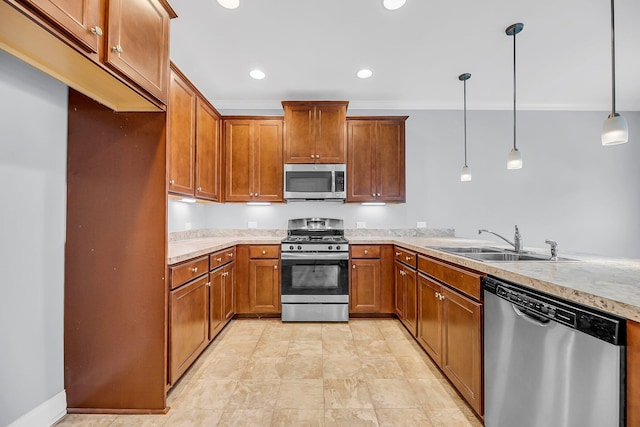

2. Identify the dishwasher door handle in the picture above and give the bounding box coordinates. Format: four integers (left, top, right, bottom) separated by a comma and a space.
512, 304, 551, 326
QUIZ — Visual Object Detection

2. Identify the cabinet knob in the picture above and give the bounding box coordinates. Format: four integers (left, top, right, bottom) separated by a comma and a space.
169, 179, 175, 185
249, 192, 253, 196
377, 193, 381, 196
364, 250, 369, 254
216, 257, 222, 262
274, 265, 278, 270
316, 155, 320, 159
406, 256, 411, 261
310, 155, 314, 159
262, 250, 267, 255
206, 281, 211, 287
112, 45, 123, 53
90, 26, 103, 36
191, 267, 198, 273
372, 193, 376, 197
395, 252, 401, 256
352, 265, 356, 269
197, 187, 202, 191
227, 253, 233, 257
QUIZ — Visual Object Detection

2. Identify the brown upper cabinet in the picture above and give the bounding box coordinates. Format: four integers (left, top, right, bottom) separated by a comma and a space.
347, 117, 407, 203
224, 117, 284, 203
282, 101, 348, 164
168, 64, 223, 201
10, 0, 176, 109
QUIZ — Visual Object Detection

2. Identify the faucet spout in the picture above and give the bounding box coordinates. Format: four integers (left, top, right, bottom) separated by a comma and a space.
478, 225, 523, 252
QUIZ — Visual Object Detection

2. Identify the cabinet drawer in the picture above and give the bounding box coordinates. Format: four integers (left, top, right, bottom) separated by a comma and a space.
169, 256, 208, 290
351, 245, 381, 259
210, 247, 236, 270
394, 246, 417, 268
418, 255, 483, 301
249, 245, 280, 259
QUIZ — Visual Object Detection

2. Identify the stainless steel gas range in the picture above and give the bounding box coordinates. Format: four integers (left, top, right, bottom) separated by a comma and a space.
280, 218, 349, 322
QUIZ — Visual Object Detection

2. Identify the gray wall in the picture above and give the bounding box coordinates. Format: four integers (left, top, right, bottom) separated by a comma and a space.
169, 108, 640, 258
0, 51, 67, 425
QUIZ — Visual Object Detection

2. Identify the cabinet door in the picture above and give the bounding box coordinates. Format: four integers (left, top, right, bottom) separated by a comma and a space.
224, 119, 254, 202
167, 70, 196, 196
283, 104, 315, 163
315, 103, 347, 163
347, 120, 376, 202
403, 268, 418, 337
418, 275, 443, 365
394, 261, 404, 318
376, 120, 405, 202
253, 119, 283, 202
169, 275, 209, 385
223, 263, 235, 321
21, 0, 103, 54
249, 259, 280, 313
350, 258, 381, 313
195, 99, 221, 201
105, 0, 170, 103
441, 286, 482, 415
628, 320, 640, 426
209, 269, 224, 340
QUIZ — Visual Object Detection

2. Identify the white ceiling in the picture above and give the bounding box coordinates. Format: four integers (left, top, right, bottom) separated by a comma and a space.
169, 0, 640, 112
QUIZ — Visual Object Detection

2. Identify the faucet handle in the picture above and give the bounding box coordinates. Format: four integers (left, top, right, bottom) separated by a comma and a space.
545, 240, 558, 260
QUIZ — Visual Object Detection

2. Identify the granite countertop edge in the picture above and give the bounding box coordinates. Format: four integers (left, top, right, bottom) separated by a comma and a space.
168, 235, 640, 322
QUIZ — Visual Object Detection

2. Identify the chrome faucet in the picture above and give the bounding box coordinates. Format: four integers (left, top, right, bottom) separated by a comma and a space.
545, 239, 558, 261
478, 225, 523, 252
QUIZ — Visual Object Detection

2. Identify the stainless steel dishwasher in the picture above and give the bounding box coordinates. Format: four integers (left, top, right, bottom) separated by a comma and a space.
483, 275, 626, 427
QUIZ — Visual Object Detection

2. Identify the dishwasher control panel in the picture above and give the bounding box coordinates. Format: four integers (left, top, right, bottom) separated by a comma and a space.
484, 276, 625, 345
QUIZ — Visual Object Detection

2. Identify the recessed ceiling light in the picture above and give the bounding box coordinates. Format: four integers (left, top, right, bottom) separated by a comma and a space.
383, 0, 406, 10
357, 69, 373, 79
249, 69, 265, 80
217, 0, 239, 9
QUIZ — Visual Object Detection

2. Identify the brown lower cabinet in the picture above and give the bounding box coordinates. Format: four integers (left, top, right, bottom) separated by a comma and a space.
209, 262, 234, 340
236, 245, 281, 314
394, 259, 417, 336
417, 255, 484, 416
168, 274, 209, 385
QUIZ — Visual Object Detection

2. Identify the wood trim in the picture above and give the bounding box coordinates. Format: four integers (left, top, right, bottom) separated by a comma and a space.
628, 320, 640, 426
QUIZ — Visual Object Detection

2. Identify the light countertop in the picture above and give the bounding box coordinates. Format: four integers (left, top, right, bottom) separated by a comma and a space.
168, 235, 640, 322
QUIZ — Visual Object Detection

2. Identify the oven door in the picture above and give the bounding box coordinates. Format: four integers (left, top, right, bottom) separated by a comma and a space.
281, 252, 349, 302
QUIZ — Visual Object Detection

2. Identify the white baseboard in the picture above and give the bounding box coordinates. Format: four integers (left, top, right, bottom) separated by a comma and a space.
8, 390, 67, 427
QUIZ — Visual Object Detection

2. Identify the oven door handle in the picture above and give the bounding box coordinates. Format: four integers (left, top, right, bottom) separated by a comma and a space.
281, 252, 349, 261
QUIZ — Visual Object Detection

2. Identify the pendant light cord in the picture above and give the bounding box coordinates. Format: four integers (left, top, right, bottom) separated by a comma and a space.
610, 0, 617, 116
464, 79, 468, 166
513, 30, 517, 150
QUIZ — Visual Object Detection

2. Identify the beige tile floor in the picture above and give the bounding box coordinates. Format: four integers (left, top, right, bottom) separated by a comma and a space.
56, 319, 483, 426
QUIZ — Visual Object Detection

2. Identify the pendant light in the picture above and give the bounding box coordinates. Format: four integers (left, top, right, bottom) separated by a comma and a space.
506, 23, 524, 170
459, 73, 472, 182
217, 0, 239, 9
602, 0, 628, 145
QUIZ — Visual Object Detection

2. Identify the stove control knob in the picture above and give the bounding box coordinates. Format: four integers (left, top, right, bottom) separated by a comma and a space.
289, 245, 294, 250
297, 245, 302, 250
336, 245, 341, 250
328, 245, 333, 250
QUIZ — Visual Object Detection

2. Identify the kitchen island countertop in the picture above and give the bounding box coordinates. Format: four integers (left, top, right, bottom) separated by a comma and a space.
168, 235, 640, 322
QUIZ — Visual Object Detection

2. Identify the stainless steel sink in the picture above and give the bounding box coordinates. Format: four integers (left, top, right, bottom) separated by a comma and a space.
428, 246, 578, 262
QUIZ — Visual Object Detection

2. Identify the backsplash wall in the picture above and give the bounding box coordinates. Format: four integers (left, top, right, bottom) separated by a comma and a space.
169, 108, 640, 258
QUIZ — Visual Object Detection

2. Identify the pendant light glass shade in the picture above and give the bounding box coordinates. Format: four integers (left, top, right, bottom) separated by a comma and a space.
458, 73, 472, 182
602, 114, 628, 145
506, 23, 523, 170
507, 148, 523, 169
217, 0, 239, 9
383, 0, 406, 10
602, 0, 628, 146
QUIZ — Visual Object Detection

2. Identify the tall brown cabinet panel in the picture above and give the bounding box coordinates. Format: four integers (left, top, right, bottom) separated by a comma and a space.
282, 101, 348, 163
629, 320, 640, 426
347, 117, 407, 203
195, 98, 222, 201
65, 90, 167, 413
167, 68, 196, 196
224, 117, 283, 202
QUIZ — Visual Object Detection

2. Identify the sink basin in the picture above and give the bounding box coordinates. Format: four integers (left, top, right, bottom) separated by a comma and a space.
427, 246, 503, 254
427, 246, 578, 262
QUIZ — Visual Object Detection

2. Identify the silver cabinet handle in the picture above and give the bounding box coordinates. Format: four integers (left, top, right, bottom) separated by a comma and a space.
395, 252, 401, 256
206, 282, 211, 287
112, 45, 123, 53
216, 257, 222, 262
227, 253, 233, 257
191, 267, 198, 273
406, 256, 411, 261
90, 26, 103, 36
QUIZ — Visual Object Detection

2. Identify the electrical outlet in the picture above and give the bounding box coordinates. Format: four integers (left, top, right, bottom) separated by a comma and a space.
356, 221, 366, 229
247, 221, 258, 229
185, 222, 192, 230
417, 221, 427, 229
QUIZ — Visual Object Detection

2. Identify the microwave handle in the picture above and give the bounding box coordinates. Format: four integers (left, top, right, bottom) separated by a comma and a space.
331, 170, 335, 193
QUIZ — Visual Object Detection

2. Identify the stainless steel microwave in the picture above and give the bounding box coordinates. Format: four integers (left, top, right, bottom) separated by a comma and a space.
283, 164, 346, 201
